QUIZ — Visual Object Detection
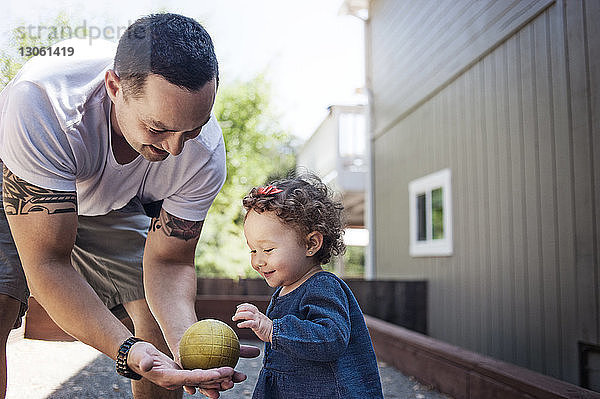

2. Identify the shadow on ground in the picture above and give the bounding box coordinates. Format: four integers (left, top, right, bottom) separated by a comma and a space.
45, 341, 450, 399
45, 354, 131, 399
45, 341, 261, 399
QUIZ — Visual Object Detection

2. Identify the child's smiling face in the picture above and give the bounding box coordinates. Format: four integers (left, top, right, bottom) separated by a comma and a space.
244, 209, 321, 293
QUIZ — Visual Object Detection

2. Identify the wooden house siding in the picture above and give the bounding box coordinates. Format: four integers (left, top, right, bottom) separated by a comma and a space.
369, 0, 556, 138
368, 0, 599, 386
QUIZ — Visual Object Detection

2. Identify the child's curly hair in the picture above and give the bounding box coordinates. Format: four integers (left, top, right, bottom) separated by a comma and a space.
242, 173, 346, 265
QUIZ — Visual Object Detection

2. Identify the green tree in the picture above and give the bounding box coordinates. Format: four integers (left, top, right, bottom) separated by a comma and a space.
195, 75, 296, 278
1, 13, 73, 89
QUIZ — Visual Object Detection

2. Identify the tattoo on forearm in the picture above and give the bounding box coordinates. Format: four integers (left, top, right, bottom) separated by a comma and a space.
2, 166, 77, 215
150, 209, 202, 241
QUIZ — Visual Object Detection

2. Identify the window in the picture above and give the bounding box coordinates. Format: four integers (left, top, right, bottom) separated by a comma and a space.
409, 169, 453, 257
338, 112, 366, 158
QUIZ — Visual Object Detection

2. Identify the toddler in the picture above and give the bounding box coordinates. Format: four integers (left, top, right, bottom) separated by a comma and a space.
232, 173, 384, 399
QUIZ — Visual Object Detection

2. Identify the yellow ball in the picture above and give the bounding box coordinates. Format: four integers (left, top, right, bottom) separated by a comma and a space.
179, 319, 240, 370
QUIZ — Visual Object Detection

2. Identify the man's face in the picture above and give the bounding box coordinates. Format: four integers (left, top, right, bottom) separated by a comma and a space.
108, 73, 217, 162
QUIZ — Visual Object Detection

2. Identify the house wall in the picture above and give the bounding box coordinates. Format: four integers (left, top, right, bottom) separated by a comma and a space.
368, 0, 600, 386
296, 109, 337, 177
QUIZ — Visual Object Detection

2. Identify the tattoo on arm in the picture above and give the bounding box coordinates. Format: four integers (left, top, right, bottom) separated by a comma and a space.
150, 209, 203, 241
2, 166, 77, 215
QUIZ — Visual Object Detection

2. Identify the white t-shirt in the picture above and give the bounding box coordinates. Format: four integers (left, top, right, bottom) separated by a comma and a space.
0, 39, 226, 221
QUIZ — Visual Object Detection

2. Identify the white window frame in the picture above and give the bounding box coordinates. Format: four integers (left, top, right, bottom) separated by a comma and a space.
409, 169, 453, 257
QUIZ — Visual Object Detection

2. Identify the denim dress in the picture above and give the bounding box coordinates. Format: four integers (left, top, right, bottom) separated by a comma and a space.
252, 271, 384, 399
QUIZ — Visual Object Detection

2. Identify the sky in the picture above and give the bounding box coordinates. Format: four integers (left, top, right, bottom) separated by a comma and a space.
3, 0, 365, 140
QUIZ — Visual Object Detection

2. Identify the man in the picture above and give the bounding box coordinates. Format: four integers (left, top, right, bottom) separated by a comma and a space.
0, 13, 258, 398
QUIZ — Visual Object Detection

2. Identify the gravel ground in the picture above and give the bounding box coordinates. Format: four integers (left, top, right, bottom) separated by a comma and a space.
7, 328, 451, 399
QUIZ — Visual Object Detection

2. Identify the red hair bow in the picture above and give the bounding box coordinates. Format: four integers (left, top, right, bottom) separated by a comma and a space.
257, 185, 283, 195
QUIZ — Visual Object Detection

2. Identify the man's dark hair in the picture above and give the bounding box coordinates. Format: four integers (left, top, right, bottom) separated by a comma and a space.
114, 13, 218, 98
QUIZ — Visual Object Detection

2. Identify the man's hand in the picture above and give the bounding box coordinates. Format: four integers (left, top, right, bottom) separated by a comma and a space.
233, 303, 273, 343
127, 341, 245, 398
240, 344, 261, 358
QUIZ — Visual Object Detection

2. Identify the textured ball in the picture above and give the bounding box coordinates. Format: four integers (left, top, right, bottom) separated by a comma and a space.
179, 319, 240, 370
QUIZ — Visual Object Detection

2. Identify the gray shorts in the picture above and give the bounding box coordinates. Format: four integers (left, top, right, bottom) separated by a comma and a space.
1, 167, 152, 328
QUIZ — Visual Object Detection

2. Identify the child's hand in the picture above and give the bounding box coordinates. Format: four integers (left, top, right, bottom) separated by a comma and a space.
233, 303, 273, 343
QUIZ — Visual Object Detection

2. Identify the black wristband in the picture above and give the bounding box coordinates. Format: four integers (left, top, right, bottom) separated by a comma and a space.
116, 337, 144, 380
